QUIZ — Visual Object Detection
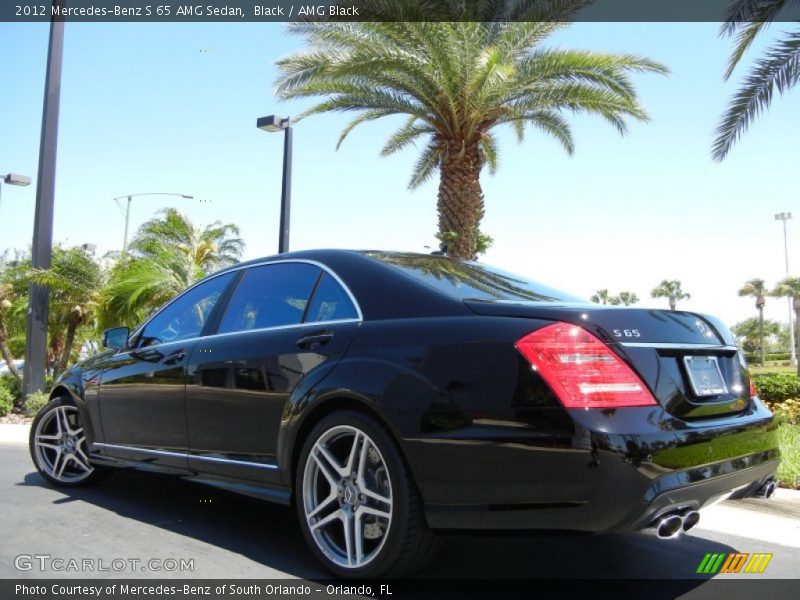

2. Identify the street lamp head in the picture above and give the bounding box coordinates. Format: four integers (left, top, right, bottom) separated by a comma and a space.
180, 194, 194, 199
3, 173, 31, 186
775, 212, 793, 221
257, 115, 290, 132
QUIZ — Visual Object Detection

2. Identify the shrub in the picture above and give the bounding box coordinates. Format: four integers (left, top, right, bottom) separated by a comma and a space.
0, 387, 13, 417
0, 375, 22, 405
24, 392, 50, 416
744, 352, 793, 363
752, 373, 800, 403
768, 399, 800, 425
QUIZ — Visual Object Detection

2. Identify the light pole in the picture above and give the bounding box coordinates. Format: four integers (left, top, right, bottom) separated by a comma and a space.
114, 192, 194, 252
0, 173, 32, 211
257, 115, 292, 254
24, 0, 65, 397
775, 211, 797, 365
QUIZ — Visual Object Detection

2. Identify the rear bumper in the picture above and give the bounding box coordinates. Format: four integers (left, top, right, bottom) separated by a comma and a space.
405, 402, 779, 532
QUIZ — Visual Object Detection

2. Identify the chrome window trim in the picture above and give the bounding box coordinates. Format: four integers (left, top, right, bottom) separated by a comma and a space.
93, 442, 279, 471
202, 318, 361, 341
619, 342, 738, 351
122, 258, 363, 353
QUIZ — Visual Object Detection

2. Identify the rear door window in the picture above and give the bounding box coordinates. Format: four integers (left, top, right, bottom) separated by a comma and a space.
218, 263, 320, 334
305, 272, 359, 323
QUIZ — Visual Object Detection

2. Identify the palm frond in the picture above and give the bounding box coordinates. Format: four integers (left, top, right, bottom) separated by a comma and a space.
713, 29, 800, 161
408, 141, 441, 190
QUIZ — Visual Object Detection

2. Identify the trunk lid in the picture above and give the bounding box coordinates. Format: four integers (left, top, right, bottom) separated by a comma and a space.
465, 300, 750, 419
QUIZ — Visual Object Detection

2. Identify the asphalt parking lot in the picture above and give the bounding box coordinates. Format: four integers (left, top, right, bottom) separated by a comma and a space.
1, 425, 799, 582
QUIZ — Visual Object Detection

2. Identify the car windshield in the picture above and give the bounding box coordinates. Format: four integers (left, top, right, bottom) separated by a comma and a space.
363, 252, 585, 303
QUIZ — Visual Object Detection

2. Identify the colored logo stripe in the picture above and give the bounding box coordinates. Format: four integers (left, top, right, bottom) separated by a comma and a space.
696, 552, 772, 574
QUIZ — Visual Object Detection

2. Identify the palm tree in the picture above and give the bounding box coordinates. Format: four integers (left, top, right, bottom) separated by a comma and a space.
131, 208, 243, 271
275, 2, 668, 259
651, 280, 691, 311
100, 210, 244, 328
0, 282, 21, 381
27, 247, 105, 378
610, 291, 640, 306
591, 289, 612, 305
771, 276, 800, 375
738, 278, 767, 366
713, 0, 800, 160
0, 253, 31, 382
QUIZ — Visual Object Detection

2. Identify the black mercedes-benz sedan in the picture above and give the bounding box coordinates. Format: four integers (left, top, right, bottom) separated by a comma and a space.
29, 250, 778, 577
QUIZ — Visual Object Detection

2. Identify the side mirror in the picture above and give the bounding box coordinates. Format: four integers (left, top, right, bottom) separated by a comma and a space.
102, 326, 130, 350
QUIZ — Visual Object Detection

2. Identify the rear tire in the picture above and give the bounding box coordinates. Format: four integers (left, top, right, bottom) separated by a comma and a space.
295, 410, 440, 578
29, 396, 109, 487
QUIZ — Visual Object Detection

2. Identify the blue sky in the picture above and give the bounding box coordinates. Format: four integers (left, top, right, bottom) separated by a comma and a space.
0, 21, 798, 328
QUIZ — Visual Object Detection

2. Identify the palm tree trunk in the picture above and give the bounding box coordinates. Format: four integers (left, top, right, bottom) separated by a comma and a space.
794, 299, 800, 377
56, 319, 78, 380
437, 139, 484, 260
0, 318, 21, 381
758, 306, 765, 367
669, 298, 676, 311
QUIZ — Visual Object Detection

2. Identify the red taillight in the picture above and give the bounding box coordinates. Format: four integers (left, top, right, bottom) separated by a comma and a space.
515, 322, 656, 409
749, 379, 758, 398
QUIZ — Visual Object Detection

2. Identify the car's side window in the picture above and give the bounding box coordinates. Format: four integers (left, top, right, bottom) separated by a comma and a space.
304, 272, 359, 323
137, 272, 236, 347
218, 263, 320, 334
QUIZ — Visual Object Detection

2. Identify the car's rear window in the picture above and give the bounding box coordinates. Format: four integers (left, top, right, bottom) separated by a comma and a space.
363, 252, 584, 303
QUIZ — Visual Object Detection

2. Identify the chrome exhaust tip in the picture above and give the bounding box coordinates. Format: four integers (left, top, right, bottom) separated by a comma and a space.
681, 510, 700, 532
655, 514, 684, 539
755, 480, 776, 499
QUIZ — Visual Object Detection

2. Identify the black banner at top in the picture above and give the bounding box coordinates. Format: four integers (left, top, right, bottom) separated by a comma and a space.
3, 0, 800, 23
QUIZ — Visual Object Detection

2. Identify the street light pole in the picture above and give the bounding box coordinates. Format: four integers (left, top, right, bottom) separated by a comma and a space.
113, 192, 194, 253
257, 115, 293, 254
123, 195, 132, 252
24, 0, 65, 396
775, 212, 797, 365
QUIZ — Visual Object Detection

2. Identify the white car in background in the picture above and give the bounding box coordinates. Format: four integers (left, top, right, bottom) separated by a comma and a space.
0, 359, 23, 377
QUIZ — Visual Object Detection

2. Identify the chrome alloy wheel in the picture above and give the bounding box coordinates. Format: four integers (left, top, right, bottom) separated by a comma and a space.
302, 425, 393, 569
33, 404, 94, 483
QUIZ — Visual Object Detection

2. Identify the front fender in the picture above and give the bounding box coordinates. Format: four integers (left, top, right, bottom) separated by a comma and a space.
49, 368, 100, 446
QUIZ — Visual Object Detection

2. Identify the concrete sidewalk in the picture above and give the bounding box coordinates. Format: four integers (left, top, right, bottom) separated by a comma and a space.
0, 423, 30, 445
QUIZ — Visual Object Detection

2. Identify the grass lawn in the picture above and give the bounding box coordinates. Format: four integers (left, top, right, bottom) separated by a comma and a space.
776, 423, 800, 490
749, 363, 797, 376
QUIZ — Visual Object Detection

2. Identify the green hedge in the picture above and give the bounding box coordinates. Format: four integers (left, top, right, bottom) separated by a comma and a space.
744, 352, 793, 363
752, 373, 800, 403
0, 387, 13, 417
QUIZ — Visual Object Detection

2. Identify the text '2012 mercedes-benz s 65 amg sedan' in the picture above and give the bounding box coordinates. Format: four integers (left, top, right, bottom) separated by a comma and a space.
29, 250, 778, 577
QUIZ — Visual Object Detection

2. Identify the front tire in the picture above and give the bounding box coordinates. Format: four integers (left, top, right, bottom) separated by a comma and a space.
295, 410, 439, 578
29, 396, 107, 487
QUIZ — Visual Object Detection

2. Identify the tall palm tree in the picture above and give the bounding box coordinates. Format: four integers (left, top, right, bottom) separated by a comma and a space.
591, 289, 612, 305
771, 276, 800, 375
738, 278, 768, 366
610, 291, 640, 306
651, 280, 691, 311
713, 0, 800, 160
275, 1, 668, 259
100, 210, 244, 329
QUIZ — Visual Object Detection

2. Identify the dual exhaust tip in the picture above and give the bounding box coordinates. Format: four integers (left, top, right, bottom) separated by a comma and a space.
755, 480, 776, 499
652, 509, 701, 539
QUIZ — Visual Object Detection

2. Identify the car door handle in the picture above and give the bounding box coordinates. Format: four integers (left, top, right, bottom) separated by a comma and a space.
296, 332, 334, 350
162, 350, 186, 365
